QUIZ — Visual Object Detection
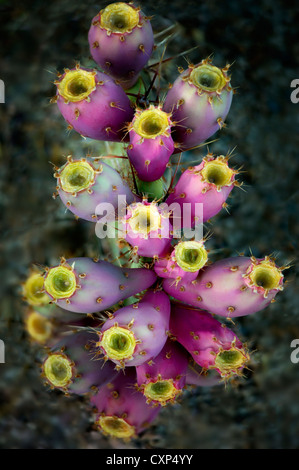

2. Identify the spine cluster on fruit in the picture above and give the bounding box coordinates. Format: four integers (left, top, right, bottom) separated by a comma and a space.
21, 2, 288, 441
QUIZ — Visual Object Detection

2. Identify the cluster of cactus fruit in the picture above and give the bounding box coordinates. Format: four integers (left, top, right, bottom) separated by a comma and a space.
21, 2, 288, 441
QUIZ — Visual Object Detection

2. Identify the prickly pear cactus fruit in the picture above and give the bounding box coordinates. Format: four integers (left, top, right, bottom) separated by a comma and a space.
90, 368, 160, 439
53, 155, 138, 222
163, 255, 285, 318
94, 290, 170, 369
163, 57, 233, 152
20, 0, 290, 444
42, 257, 157, 313
121, 200, 173, 258
170, 303, 250, 380
127, 105, 174, 182
88, 2, 154, 89
54, 65, 134, 141
135, 339, 189, 406
166, 153, 240, 224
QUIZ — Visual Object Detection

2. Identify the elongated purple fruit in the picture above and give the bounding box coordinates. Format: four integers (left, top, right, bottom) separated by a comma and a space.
170, 303, 250, 380
42, 257, 157, 314
94, 290, 170, 369
88, 2, 154, 89
53, 65, 134, 141
154, 239, 208, 284
90, 368, 160, 439
135, 339, 189, 406
163, 256, 285, 318
121, 200, 173, 258
41, 329, 117, 395
166, 153, 239, 225
127, 106, 174, 182
163, 57, 233, 152
53, 155, 137, 222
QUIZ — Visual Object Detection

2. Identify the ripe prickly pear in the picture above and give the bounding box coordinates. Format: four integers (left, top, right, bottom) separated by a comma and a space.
163, 256, 285, 318
163, 58, 233, 152
170, 303, 250, 380
121, 200, 173, 258
127, 106, 174, 182
154, 239, 208, 283
41, 330, 117, 395
166, 153, 239, 225
94, 290, 170, 369
88, 2, 154, 89
90, 368, 160, 439
42, 257, 157, 314
53, 155, 138, 222
54, 66, 134, 141
135, 338, 189, 406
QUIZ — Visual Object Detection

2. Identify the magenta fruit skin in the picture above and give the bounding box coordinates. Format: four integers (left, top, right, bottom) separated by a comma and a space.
44, 330, 117, 395
56, 68, 134, 141
90, 368, 160, 435
44, 257, 157, 314
127, 109, 174, 182
165, 156, 235, 225
169, 303, 244, 372
162, 61, 233, 152
135, 338, 189, 399
163, 256, 284, 318
154, 246, 199, 282
56, 157, 138, 222
122, 201, 173, 258
88, 6, 154, 89
98, 290, 171, 367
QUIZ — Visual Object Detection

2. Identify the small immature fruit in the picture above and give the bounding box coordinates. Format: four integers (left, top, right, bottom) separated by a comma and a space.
88, 2, 154, 89
163, 58, 233, 151
43, 257, 157, 314
90, 368, 160, 439
54, 156, 137, 222
163, 256, 285, 317
54, 66, 134, 141
127, 106, 174, 182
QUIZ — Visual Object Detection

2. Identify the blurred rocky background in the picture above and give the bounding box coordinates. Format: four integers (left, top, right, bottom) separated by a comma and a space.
0, 0, 298, 449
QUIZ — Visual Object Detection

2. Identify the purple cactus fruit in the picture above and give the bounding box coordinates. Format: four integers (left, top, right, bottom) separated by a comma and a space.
90, 368, 160, 439
94, 290, 170, 369
163, 57, 233, 152
127, 106, 174, 182
170, 303, 250, 380
41, 329, 117, 395
154, 239, 208, 284
88, 2, 154, 89
42, 257, 157, 314
165, 153, 239, 225
121, 200, 173, 258
135, 338, 189, 406
163, 256, 285, 318
53, 155, 138, 222
54, 65, 134, 141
